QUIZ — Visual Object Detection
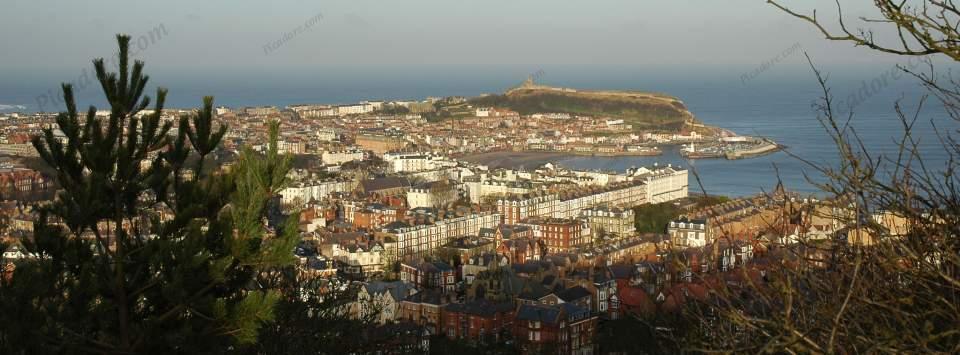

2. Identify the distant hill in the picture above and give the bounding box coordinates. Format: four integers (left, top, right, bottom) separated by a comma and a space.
469, 81, 711, 133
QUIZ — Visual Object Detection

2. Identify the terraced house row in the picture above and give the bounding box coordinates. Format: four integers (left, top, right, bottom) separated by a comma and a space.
380, 211, 502, 259
496, 165, 688, 225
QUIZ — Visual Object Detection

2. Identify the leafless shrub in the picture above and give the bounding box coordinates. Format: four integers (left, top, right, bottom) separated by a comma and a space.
667, 2, 960, 353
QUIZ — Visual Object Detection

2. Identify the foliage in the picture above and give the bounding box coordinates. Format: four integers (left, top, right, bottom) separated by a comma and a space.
429, 335, 519, 355
469, 91, 689, 131
633, 202, 681, 234
380, 104, 411, 115
233, 276, 377, 354
0, 35, 297, 354
692, 194, 730, 209
596, 317, 671, 354
670, 2, 960, 353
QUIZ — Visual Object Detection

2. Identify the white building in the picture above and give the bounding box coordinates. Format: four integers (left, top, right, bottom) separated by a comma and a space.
328, 244, 384, 275
280, 180, 356, 207
668, 218, 707, 247
244, 106, 279, 116
290, 105, 337, 118
322, 149, 365, 165
407, 181, 460, 209
580, 206, 636, 237
629, 165, 688, 203
383, 152, 444, 173
496, 181, 648, 224
337, 101, 379, 116
317, 128, 341, 142
0, 143, 39, 157
405, 167, 463, 184
476, 107, 492, 117
356, 281, 417, 324
2, 244, 27, 260
384, 212, 502, 257
463, 177, 534, 204
278, 140, 306, 155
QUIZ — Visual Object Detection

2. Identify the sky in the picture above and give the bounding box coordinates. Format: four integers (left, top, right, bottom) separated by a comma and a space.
1, 0, 953, 111
0, 1, 922, 73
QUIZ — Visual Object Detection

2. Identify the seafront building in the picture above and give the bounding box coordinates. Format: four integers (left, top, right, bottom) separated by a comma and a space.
380, 211, 502, 259
496, 180, 648, 225
463, 176, 535, 203
406, 181, 460, 209
280, 179, 357, 207
383, 152, 452, 173
321, 148, 365, 165
580, 206, 636, 237
494, 165, 688, 225
628, 165, 689, 203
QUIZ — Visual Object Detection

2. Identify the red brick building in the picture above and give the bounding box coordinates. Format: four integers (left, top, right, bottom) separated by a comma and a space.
353, 204, 404, 229
441, 300, 515, 343
488, 225, 544, 264
520, 218, 585, 254
0, 167, 48, 193
514, 303, 598, 354
399, 289, 446, 333
400, 261, 457, 293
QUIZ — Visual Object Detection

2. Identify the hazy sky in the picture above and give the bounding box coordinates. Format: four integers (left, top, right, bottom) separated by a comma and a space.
0, 0, 922, 77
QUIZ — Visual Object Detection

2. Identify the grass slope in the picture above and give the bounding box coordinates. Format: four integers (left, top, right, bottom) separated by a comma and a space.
470, 87, 699, 132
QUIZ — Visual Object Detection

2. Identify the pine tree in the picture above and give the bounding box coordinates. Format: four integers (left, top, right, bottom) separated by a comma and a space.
0, 35, 298, 354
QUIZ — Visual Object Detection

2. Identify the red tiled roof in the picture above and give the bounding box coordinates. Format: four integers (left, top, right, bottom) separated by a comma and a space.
618, 286, 655, 316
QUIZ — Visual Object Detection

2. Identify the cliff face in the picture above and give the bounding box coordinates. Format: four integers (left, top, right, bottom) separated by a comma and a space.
471, 84, 709, 133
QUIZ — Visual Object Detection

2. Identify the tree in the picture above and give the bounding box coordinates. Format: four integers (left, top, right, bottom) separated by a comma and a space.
597, 317, 667, 354
0, 35, 298, 354
234, 276, 378, 354
669, 2, 960, 353
768, 0, 960, 60
633, 202, 681, 234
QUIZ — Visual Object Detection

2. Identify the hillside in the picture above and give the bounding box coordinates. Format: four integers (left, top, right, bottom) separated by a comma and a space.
469, 83, 712, 133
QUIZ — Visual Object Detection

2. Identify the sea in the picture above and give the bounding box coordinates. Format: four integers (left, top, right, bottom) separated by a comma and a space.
2, 64, 958, 197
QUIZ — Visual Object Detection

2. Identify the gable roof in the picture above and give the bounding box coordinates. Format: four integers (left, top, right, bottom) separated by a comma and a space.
609, 264, 635, 279
557, 286, 592, 302
364, 281, 415, 301
516, 304, 563, 325
415, 261, 453, 273
517, 279, 552, 300
404, 289, 444, 305
618, 286, 655, 316
559, 302, 591, 321
361, 177, 410, 193
444, 299, 513, 317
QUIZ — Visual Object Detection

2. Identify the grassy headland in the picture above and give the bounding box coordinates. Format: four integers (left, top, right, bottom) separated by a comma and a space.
469, 85, 715, 133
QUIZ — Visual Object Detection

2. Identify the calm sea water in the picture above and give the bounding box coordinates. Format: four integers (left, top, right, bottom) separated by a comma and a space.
552, 71, 958, 197
2, 65, 957, 197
